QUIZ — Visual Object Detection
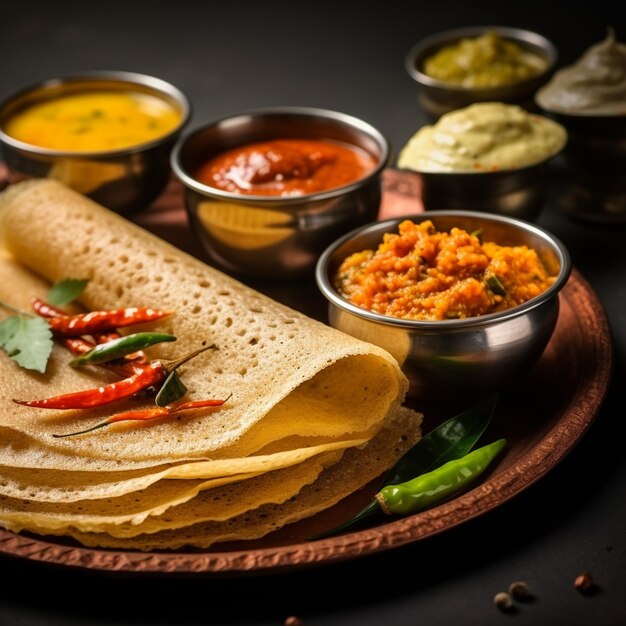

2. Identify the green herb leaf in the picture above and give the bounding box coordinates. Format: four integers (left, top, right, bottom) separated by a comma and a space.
383, 393, 499, 485
0, 316, 53, 373
310, 499, 381, 540
155, 370, 188, 406
47, 279, 89, 306
485, 275, 506, 296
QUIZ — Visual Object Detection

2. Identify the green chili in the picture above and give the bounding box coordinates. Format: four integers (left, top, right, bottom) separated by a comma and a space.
376, 438, 506, 516
311, 394, 499, 539
69, 332, 176, 367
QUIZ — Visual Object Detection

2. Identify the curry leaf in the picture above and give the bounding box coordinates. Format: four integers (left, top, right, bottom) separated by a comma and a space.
383, 393, 499, 485
155, 370, 188, 407
47, 279, 89, 306
0, 316, 53, 373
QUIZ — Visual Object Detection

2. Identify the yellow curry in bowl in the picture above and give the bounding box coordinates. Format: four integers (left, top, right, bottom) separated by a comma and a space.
0, 72, 190, 214
3, 90, 182, 152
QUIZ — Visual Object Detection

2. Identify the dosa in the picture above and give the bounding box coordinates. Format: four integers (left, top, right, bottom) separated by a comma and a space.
0, 180, 421, 549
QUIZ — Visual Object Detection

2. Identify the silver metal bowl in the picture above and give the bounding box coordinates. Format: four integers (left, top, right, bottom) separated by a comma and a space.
544, 112, 626, 224
395, 102, 567, 221
171, 107, 389, 279
414, 160, 554, 222
0, 71, 191, 214
405, 25, 557, 118
316, 211, 571, 402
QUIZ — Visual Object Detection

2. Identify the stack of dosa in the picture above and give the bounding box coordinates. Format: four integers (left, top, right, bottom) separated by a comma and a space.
0, 180, 421, 550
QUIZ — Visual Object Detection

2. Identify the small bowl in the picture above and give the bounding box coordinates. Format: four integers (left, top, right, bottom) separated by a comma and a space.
171, 106, 389, 279
415, 161, 553, 222
547, 113, 626, 223
0, 71, 191, 214
536, 26, 626, 222
316, 211, 571, 402
405, 25, 557, 118
395, 102, 567, 221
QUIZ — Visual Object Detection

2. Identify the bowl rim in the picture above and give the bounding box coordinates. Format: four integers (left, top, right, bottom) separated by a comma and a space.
405, 25, 558, 94
315, 210, 572, 330
0, 70, 192, 157
170, 105, 390, 204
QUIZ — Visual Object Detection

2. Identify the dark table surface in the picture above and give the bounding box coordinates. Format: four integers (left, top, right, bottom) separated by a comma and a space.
1, 2, 624, 625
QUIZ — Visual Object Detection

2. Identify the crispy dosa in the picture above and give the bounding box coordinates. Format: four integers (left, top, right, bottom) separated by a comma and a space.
2, 408, 418, 548
0, 180, 421, 549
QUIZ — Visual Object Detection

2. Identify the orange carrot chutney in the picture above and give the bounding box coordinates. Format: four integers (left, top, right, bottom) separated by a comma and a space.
334, 219, 556, 321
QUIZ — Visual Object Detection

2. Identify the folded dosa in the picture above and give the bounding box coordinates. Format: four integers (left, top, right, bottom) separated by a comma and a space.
0, 435, 371, 502
0, 450, 342, 533
0, 180, 421, 549
0, 181, 406, 466
2, 408, 418, 548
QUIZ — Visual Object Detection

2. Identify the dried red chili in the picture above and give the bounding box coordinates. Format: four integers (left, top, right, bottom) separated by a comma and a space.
171, 397, 231, 411
32, 298, 97, 356
53, 395, 232, 438
22, 298, 218, 418
13, 344, 216, 411
32, 297, 149, 374
61, 336, 95, 356
14, 361, 166, 410
44, 306, 171, 337
31, 297, 66, 320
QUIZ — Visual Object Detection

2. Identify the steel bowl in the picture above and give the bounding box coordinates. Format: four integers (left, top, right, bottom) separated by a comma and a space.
541, 112, 626, 224
171, 107, 389, 279
316, 211, 571, 402
0, 71, 191, 214
395, 101, 567, 221
415, 160, 555, 222
405, 25, 557, 118
533, 30, 626, 224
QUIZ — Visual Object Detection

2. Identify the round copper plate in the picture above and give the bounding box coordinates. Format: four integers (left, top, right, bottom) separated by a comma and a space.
0, 168, 613, 575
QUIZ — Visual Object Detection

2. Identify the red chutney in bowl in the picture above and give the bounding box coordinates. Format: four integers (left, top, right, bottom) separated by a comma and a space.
194, 138, 377, 196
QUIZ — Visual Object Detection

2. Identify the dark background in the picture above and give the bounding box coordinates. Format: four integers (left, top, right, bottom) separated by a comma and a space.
1, 2, 624, 625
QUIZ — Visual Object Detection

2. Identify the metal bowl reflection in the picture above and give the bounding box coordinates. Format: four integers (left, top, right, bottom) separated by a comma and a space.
414, 161, 554, 222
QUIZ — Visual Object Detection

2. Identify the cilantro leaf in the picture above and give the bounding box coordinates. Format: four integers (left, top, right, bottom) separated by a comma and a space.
0, 318, 16, 345
0, 316, 53, 373
47, 279, 89, 306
